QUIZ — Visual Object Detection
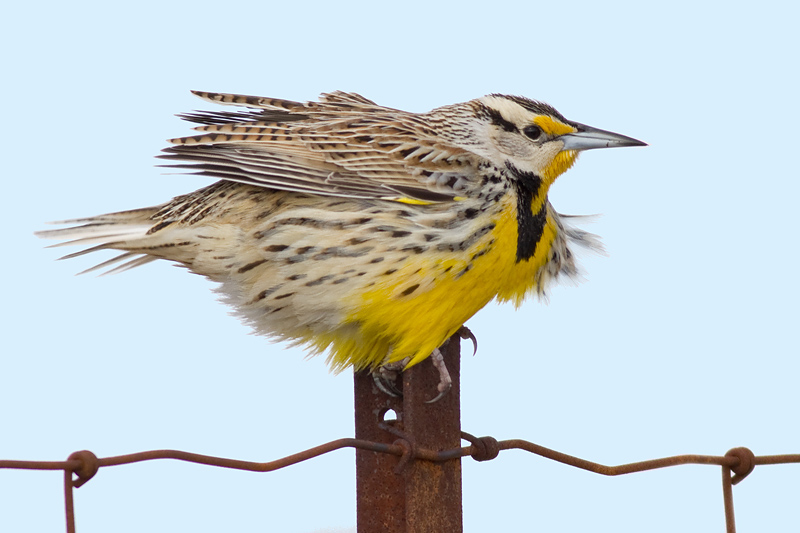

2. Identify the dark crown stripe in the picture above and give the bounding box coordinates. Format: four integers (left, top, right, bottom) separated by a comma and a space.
492, 94, 571, 124
475, 102, 518, 133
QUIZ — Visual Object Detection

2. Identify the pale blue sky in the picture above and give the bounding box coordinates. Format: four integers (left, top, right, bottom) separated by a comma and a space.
2, 1, 798, 532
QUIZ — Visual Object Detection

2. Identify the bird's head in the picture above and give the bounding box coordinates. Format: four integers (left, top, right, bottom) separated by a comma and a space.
468, 94, 646, 186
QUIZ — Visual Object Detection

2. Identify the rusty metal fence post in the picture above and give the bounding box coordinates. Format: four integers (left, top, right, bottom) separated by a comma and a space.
354, 335, 462, 533
6, 331, 799, 532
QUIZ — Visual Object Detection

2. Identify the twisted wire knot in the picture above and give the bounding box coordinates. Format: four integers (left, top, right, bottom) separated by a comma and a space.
461, 432, 500, 462
67, 450, 99, 488
725, 447, 756, 485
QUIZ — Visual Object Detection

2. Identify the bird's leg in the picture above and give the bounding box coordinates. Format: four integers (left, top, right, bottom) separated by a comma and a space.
425, 347, 452, 403
375, 326, 477, 402
372, 357, 408, 397
425, 326, 478, 402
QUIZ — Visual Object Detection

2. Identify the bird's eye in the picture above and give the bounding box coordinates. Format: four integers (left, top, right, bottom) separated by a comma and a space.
523, 125, 542, 140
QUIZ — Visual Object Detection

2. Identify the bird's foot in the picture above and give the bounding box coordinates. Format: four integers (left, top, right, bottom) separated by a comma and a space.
372, 358, 408, 397
374, 326, 476, 402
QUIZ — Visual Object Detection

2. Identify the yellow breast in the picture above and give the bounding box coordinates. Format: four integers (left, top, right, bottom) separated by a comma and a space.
319, 190, 557, 371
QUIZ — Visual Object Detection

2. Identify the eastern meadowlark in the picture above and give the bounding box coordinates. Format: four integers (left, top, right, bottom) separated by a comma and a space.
38, 91, 645, 398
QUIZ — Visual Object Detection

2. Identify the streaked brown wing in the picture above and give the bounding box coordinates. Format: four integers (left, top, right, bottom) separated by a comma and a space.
157, 91, 476, 203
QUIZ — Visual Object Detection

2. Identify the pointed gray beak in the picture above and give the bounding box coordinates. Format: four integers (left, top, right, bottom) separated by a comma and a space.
560, 122, 647, 151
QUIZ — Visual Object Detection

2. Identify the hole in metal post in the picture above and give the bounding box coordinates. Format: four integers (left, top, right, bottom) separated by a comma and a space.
380, 408, 398, 423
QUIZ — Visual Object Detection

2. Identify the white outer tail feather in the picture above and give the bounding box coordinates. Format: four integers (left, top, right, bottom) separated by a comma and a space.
36, 209, 161, 275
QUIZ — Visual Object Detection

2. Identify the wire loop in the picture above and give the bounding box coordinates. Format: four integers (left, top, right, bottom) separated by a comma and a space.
67, 450, 99, 488
461, 432, 500, 462
726, 447, 756, 485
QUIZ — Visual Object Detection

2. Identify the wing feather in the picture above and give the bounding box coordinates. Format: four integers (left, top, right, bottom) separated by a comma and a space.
161, 91, 479, 203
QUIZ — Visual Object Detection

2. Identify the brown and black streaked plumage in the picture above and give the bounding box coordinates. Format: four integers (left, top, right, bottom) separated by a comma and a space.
38, 90, 645, 397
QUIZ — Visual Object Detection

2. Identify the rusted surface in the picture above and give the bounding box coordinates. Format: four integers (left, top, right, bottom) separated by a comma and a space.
2, 439, 799, 533
721, 465, 736, 533
2, 371, 799, 533
354, 333, 463, 533
497, 439, 743, 475
9, 440, 789, 481
354, 360, 405, 532
402, 336, 462, 533
64, 469, 76, 533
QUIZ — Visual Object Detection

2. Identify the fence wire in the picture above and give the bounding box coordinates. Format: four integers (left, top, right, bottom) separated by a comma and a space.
1, 432, 798, 533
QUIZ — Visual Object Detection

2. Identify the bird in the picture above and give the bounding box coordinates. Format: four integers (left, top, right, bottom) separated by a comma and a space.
37, 90, 645, 400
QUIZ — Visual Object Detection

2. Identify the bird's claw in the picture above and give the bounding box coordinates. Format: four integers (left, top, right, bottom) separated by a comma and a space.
374, 328, 475, 402
372, 371, 401, 397
456, 325, 478, 356
373, 359, 407, 397
425, 380, 452, 404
